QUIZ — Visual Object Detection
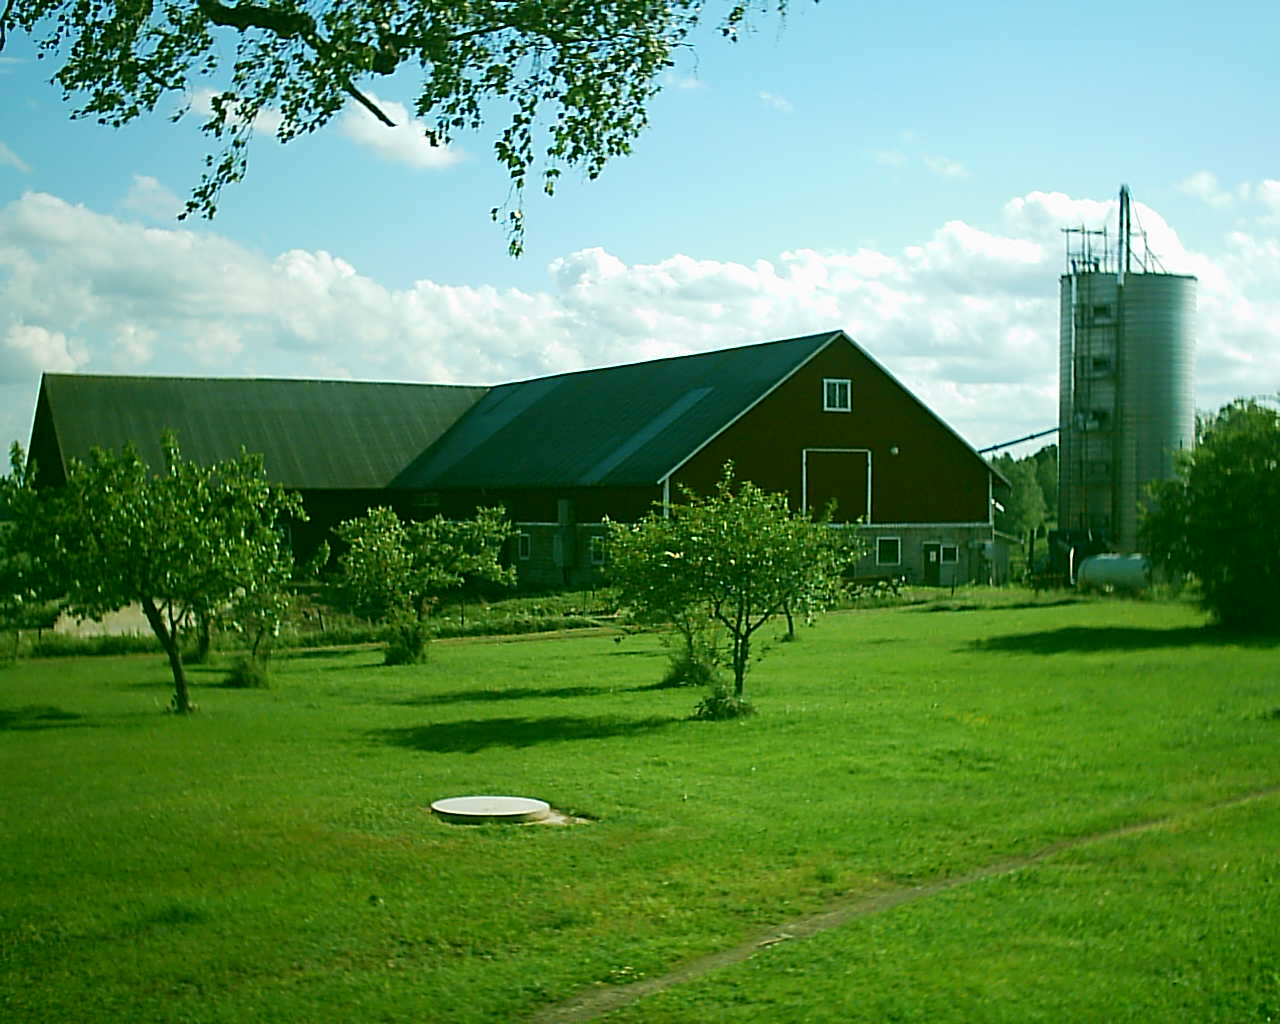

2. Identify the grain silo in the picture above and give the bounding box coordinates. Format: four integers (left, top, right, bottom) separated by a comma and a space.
1058, 186, 1196, 553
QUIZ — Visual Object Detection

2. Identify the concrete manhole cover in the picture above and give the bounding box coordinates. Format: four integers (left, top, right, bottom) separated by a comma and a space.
430, 795, 552, 824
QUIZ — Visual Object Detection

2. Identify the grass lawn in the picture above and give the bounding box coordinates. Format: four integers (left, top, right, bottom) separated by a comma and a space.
2, 592, 1278, 1022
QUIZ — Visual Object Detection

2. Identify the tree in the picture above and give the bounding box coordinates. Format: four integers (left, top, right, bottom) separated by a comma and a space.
1, 434, 302, 711
1031, 443, 1058, 522
608, 463, 861, 705
1141, 398, 1280, 634
2, 1, 798, 254
992, 453, 1046, 572
0, 512, 61, 659
332, 505, 514, 663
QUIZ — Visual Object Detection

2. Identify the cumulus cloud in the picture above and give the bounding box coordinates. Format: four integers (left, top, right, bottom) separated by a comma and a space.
924, 156, 968, 178
117, 174, 183, 222
1, 188, 1278, 452
337, 92, 462, 169
869, 143, 967, 179
758, 91, 794, 113
111, 323, 156, 368
1258, 180, 1280, 219
1, 324, 87, 379
0, 141, 31, 174
872, 149, 908, 168
1178, 170, 1236, 207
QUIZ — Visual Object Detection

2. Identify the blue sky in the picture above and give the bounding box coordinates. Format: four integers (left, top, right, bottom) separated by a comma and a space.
2, 0, 1277, 457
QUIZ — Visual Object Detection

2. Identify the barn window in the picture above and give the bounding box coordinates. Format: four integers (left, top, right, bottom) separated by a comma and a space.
589, 534, 607, 566
823, 378, 852, 412
517, 533, 532, 560
941, 544, 959, 564
876, 537, 900, 566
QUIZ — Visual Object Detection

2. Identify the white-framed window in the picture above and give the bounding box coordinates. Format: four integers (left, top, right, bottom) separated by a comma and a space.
517, 532, 532, 561
941, 544, 959, 564
588, 534, 607, 566
822, 377, 852, 413
876, 537, 900, 566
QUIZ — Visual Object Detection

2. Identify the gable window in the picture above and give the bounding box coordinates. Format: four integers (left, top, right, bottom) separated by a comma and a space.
823, 378, 852, 413
876, 537, 900, 566
588, 534, 607, 566
517, 533, 532, 561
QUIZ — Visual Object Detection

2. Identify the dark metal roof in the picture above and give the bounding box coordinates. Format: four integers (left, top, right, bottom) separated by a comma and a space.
35, 375, 489, 490
395, 332, 842, 489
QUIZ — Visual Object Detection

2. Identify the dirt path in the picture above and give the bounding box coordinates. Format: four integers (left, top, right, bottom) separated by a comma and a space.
528, 785, 1280, 1024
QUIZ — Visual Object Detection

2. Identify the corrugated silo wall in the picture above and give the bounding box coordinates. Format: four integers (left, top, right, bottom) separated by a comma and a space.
1115, 274, 1196, 551
1059, 273, 1122, 535
1058, 276, 1073, 529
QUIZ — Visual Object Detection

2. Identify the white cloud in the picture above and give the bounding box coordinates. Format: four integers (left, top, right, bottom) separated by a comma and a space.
189, 88, 283, 137
1258, 180, 1280, 218
924, 156, 968, 178
1, 188, 1278, 452
869, 142, 967, 179
112, 323, 156, 368
0, 141, 31, 174
118, 175, 183, 222
758, 91, 794, 113
1178, 170, 1235, 207
2, 324, 87, 379
337, 92, 462, 170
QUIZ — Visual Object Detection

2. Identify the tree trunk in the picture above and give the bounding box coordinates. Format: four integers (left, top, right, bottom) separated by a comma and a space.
141, 597, 192, 713
194, 611, 212, 664
783, 601, 795, 639
732, 633, 749, 696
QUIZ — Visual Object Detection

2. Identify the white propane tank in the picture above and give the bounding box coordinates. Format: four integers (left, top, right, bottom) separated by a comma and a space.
1075, 553, 1150, 592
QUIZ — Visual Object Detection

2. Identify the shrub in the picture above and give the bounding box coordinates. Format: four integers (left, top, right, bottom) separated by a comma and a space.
28, 633, 161, 658
659, 644, 723, 689
223, 657, 270, 688
1142, 399, 1280, 634
692, 685, 756, 721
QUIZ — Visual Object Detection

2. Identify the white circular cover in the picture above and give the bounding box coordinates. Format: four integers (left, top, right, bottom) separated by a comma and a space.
430, 795, 551, 824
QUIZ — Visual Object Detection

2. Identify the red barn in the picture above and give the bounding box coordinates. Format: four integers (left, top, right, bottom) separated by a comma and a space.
29, 330, 1010, 588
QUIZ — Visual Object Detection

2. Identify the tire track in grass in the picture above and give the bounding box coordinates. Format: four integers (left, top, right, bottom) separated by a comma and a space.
528, 785, 1280, 1024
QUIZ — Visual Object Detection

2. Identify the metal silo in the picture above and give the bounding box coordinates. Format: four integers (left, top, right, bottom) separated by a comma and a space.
1058, 186, 1196, 553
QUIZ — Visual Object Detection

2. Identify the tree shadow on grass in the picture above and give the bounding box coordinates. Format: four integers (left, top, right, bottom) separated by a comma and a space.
394, 684, 617, 707
914, 598, 1086, 614
278, 646, 377, 661
368, 714, 680, 753
0, 705, 92, 730
972, 624, 1280, 655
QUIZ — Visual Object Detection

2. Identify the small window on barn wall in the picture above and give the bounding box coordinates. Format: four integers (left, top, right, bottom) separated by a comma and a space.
822, 378, 852, 412
876, 537, 900, 566
941, 544, 959, 564
588, 534, 607, 566
517, 533, 532, 561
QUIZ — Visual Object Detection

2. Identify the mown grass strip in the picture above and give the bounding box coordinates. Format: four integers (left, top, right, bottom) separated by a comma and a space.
532, 785, 1280, 1023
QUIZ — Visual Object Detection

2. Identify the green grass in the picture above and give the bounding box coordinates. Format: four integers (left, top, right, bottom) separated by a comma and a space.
2, 593, 1278, 1022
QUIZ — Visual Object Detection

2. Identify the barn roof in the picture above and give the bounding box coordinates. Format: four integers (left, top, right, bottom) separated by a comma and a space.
31, 330, 1005, 495
32, 375, 489, 490
394, 331, 841, 490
